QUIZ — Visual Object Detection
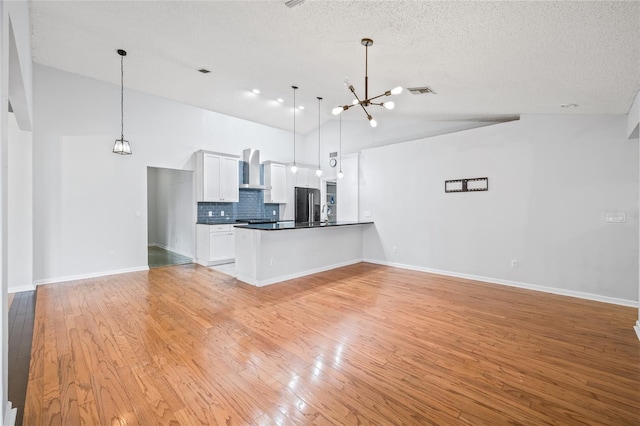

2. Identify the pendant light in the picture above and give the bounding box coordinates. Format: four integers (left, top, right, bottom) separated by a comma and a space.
113, 49, 132, 155
331, 38, 402, 128
290, 85, 298, 174
316, 96, 323, 177
337, 114, 344, 179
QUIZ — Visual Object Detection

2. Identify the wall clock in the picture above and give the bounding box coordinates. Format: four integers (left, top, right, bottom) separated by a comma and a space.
329, 158, 337, 167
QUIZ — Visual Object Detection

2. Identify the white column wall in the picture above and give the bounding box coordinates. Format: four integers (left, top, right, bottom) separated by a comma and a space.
7, 112, 32, 293
361, 114, 639, 305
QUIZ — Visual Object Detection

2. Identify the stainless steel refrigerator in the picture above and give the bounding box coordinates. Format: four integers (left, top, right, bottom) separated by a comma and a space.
295, 187, 321, 223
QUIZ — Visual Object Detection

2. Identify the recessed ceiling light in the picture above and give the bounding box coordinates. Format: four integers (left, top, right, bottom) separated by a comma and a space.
277, 98, 284, 103
198, 68, 210, 74
560, 103, 578, 108
252, 89, 260, 94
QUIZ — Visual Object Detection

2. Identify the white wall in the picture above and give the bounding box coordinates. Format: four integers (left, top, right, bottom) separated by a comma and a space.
8, 112, 32, 292
336, 153, 358, 222
361, 114, 639, 305
33, 64, 293, 284
147, 167, 195, 258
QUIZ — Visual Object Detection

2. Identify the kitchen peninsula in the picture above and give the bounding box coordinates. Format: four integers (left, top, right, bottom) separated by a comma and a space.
235, 221, 373, 286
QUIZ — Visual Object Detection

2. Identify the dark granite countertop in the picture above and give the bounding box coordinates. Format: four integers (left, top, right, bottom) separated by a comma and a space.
234, 221, 373, 231
197, 220, 246, 225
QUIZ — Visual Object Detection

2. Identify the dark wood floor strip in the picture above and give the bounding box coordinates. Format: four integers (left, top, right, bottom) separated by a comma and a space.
8, 290, 36, 426
23, 263, 640, 425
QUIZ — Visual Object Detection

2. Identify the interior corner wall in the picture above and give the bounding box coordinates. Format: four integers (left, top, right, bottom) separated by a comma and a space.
32, 64, 293, 284
361, 114, 639, 304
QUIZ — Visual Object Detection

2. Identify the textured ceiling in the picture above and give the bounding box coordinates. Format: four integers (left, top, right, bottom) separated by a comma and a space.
29, 1, 640, 135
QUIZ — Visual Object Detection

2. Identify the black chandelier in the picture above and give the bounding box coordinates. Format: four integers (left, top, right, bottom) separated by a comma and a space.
332, 38, 402, 128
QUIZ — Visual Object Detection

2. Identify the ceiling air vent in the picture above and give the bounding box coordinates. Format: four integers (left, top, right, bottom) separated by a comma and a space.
198, 68, 211, 74
407, 86, 437, 95
285, 0, 305, 8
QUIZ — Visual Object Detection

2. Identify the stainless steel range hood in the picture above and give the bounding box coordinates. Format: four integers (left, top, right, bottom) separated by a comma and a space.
239, 148, 269, 190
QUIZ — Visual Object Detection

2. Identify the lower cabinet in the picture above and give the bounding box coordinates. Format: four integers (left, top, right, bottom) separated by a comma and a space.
196, 224, 236, 266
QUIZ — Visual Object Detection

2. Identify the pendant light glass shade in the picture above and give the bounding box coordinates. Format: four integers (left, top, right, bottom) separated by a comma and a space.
291, 86, 298, 173
113, 138, 131, 155
113, 49, 132, 155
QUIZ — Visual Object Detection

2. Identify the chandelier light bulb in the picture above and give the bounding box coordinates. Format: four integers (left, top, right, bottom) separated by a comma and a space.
291, 164, 298, 174
337, 170, 344, 179
383, 101, 395, 110
369, 118, 378, 128
316, 168, 323, 177
390, 86, 403, 95
332, 106, 344, 116
352, 99, 359, 105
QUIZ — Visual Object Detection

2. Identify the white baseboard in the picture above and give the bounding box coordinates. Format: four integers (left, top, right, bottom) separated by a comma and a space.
237, 259, 363, 287
634, 321, 640, 342
33, 265, 150, 286
364, 259, 638, 308
4, 402, 16, 426
8, 284, 36, 293
148, 244, 194, 259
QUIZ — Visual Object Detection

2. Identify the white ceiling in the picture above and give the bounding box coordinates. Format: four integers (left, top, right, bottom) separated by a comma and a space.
29, 1, 640, 135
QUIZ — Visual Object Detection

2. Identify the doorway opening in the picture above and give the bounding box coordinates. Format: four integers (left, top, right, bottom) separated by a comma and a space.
147, 167, 195, 268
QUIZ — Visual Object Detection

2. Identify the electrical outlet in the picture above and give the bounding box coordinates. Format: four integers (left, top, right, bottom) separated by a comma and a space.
208, 211, 213, 217
221, 211, 224, 216
392, 246, 398, 254
270, 258, 275, 266
511, 259, 518, 269
272, 210, 276, 215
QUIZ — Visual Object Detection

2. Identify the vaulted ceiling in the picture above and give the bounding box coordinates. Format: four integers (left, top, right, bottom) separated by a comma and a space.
29, 1, 640, 135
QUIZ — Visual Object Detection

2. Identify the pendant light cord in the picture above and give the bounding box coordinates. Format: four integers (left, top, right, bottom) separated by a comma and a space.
339, 114, 342, 171
292, 86, 297, 165
317, 97, 322, 169
120, 54, 124, 141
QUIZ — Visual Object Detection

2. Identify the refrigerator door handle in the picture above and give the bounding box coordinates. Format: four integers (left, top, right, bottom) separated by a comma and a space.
308, 193, 313, 223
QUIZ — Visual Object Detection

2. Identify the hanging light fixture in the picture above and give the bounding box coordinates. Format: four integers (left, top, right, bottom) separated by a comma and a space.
290, 86, 298, 173
316, 96, 323, 177
332, 38, 402, 128
337, 114, 344, 179
113, 49, 132, 155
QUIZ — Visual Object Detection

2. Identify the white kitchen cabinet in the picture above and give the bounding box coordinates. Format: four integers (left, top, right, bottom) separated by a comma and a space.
195, 151, 239, 202
196, 224, 237, 266
263, 161, 287, 203
294, 166, 319, 189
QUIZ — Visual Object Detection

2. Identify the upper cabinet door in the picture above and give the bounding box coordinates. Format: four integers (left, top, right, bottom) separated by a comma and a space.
221, 156, 239, 202
203, 153, 222, 201
264, 162, 287, 203
196, 151, 240, 202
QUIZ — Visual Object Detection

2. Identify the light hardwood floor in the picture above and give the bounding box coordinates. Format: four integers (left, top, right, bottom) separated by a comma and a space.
24, 263, 639, 425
